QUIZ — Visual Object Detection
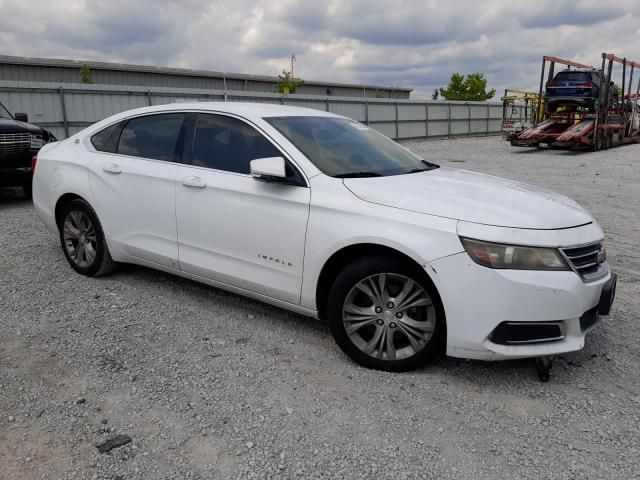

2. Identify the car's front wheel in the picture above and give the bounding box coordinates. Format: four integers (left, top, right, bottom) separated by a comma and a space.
327, 256, 445, 372
58, 199, 116, 277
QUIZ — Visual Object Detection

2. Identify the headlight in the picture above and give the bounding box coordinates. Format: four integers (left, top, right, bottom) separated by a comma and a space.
461, 238, 570, 271
30, 134, 44, 149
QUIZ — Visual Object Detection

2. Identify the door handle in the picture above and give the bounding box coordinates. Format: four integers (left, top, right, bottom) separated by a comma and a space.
102, 163, 122, 174
181, 176, 207, 188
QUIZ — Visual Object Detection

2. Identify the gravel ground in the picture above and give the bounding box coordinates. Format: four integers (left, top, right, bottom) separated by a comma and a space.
1, 136, 639, 480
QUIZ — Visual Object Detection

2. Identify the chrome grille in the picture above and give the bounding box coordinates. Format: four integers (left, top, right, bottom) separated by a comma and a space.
0, 133, 30, 154
561, 242, 606, 281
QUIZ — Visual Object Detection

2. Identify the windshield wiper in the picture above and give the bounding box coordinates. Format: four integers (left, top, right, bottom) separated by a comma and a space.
421, 159, 440, 169
406, 160, 441, 174
334, 171, 384, 178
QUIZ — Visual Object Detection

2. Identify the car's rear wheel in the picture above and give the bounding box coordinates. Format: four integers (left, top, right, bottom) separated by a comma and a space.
327, 256, 445, 372
58, 199, 116, 277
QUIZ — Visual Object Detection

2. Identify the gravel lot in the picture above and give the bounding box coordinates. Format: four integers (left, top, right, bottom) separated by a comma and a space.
1, 136, 639, 480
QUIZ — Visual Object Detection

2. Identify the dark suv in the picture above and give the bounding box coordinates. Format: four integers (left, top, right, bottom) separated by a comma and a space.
0, 101, 55, 198
545, 69, 604, 112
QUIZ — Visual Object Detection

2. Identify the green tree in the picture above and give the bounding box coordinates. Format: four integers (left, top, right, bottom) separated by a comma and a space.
80, 64, 93, 84
275, 70, 303, 94
439, 72, 495, 101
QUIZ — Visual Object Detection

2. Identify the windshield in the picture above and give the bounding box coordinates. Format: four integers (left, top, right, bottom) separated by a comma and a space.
0, 102, 12, 120
265, 116, 438, 177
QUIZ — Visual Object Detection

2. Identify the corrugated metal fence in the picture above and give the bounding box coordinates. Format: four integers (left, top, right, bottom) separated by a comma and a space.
0, 81, 507, 141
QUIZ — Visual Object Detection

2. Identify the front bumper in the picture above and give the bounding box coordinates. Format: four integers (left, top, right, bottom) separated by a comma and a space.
546, 96, 596, 106
427, 252, 614, 360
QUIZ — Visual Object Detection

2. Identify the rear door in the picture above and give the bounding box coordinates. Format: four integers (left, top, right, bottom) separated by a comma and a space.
175, 113, 310, 304
88, 113, 186, 268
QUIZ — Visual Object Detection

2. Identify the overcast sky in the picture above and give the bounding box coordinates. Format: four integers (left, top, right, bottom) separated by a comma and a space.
1, 0, 639, 98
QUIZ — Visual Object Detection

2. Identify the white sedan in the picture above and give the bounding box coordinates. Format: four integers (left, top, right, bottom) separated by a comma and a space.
32, 103, 616, 372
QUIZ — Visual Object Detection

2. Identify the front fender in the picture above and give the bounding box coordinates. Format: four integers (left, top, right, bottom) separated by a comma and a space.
300, 175, 461, 310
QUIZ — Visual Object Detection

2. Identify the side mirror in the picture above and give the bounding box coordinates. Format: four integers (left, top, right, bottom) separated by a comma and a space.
14, 112, 29, 122
250, 156, 286, 181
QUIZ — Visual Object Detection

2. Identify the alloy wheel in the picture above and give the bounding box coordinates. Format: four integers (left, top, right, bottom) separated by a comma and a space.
342, 273, 436, 361
63, 210, 97, 268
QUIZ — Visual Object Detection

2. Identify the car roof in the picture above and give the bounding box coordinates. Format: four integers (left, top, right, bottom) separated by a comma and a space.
108, 102, 340, 123
557, 69, 597, 74
74, 102, 345, 141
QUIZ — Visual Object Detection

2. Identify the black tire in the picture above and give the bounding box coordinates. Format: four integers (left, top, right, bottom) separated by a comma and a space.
547, 103, 558, 113
58, 198, 116, 277
327, 256, 445, 372
593, 129, 604, 151
22, 183, 32, 200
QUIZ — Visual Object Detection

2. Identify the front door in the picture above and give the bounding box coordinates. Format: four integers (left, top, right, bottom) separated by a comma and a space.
176, 113, 310, 304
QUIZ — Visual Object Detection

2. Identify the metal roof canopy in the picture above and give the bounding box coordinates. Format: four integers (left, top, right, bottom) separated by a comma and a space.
0, 54, 413, 93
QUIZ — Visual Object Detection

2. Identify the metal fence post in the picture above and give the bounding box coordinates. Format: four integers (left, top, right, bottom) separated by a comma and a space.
59, 86, 69, 138
365, 100, 369, 125
146, 90, 152, 106
223, 75, 227, 102
395, 102, 399, 140
447, 103, 451, 138
425, 103, 429, 139
326, 98, 330, 112
467, 103, 472, 136
486, 104, 490, 133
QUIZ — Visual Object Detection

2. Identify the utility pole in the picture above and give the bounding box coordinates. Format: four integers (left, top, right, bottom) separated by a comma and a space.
290, 54, 296, 79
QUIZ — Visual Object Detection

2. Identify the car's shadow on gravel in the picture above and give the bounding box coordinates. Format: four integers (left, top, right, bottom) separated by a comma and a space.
92, 263, 615, 388
510, 147, 594, 156
113, 262, 328, 335
509, 147, 545, 154
420, 322, 615, 387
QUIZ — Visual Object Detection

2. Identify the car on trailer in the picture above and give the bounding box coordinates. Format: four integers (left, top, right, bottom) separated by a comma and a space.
545, 69, 605, 113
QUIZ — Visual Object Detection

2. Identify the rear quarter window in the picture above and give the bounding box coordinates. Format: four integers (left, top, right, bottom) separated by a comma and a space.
90, 122, 122, 153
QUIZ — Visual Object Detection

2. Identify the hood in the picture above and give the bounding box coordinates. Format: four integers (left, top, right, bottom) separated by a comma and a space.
343, 167, 592, 230
0, 117, 43, 135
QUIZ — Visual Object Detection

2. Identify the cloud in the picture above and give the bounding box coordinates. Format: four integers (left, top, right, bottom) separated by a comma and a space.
516, 1, 629, 28
0, 0, 638, 98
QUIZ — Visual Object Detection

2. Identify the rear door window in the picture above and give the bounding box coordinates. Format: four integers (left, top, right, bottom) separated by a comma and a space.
117, 113, 186, 162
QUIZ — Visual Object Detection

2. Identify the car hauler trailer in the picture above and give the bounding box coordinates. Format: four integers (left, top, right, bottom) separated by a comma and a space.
511, 53, 640, 150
